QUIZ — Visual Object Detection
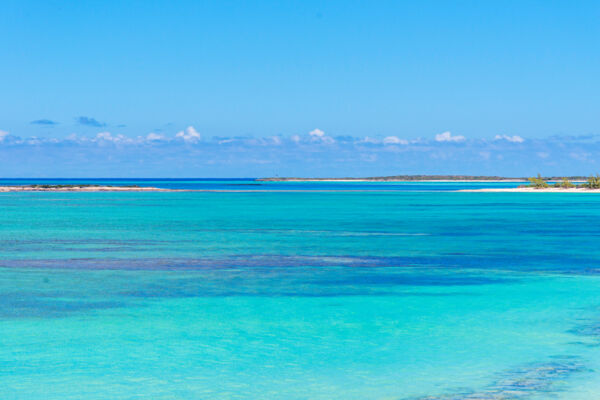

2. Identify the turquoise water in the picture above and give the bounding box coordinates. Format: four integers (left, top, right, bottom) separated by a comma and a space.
2, 180, 600, 399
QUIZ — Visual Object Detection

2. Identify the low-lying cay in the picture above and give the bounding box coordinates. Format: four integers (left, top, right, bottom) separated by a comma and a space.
460, 174, 600, 193
0, 184, 179, 192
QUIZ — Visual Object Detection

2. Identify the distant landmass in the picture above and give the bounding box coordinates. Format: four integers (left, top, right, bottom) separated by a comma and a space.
0, 184, 178, 192
258, 175, 588, 182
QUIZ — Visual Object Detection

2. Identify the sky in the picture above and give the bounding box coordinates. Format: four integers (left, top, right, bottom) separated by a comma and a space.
0, 0, 599, 177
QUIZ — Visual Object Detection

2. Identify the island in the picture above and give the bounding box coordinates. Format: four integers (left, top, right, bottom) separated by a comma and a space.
258, 175, 587, 182
259, 174, 600, 192
459, 175, 600, 192
0, 184, 180, 192
459, 187, 600, 193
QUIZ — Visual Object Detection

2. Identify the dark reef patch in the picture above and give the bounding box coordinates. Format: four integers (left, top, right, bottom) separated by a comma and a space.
0, 292, 124, 318
409, 356, 585, 399
0, 253, 598, 275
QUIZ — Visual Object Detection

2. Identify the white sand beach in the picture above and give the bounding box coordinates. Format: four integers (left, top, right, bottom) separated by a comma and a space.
459, 187, 600, 193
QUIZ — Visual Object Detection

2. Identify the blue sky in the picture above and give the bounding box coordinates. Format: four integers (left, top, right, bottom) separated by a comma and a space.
0, 0, 599, 177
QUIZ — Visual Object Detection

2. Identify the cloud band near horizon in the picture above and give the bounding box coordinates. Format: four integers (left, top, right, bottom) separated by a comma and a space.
0, 128, 598, 178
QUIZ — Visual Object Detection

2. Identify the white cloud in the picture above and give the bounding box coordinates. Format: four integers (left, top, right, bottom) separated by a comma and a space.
96, 132, 113, 141
383, 136, 408, 145
360, 136, 380, 144
494, 134, 524, 143
218, 138, 235, 145
146, 133, 165, 141
360, 154, 378, 162
435, 131, 465, 142
92, 132, 134, 143
307, 128, 334, 144
93, 132, 133, 144
176, 126, 201, 143
4, 128, 600, 177
570, 152, 592, 161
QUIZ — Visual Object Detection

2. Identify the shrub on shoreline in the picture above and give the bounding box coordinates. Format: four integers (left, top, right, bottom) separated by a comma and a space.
528, 174, 549, 189
554, 178, 575, 188
585, 175, 600, 189
524, 174, 600, 189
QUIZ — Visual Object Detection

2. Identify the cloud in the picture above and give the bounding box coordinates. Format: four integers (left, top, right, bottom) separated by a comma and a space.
31, 119, 59, 126
175, 126, 201, 143
479, 151, 491, 160
96, 132, 112, 140
383, 136, 408, 145
76, 116, 106, 127
146, 133, 165, 141
359, 136, 380, 144
435, 131, 465, 142
217, 138, 236, 144
88, 132, 140, 144
570, 152, 592, 161
494, 134, 524, 143
307, 128, 334, 144
95, 132, 124, 143
3, 129, 600, 177
0, 130, 565, 152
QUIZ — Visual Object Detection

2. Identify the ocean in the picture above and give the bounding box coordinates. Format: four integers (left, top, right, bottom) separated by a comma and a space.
1, 179, 600, 399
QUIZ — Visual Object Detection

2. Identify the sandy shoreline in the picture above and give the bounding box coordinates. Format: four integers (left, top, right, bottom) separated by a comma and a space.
458, 187, 600, 193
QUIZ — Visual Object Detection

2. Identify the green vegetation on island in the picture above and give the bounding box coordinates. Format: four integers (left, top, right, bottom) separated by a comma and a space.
520, 174, 600, 189
585, 175, 600, 189
527, 174, 549, 188
554, 178, 575, 189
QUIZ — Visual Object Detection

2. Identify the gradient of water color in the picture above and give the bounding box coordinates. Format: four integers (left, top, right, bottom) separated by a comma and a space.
2, 180, 600, 399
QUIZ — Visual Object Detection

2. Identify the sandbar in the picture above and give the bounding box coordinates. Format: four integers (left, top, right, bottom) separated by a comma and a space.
0, 186, 181, 192
458, 187, 600, 193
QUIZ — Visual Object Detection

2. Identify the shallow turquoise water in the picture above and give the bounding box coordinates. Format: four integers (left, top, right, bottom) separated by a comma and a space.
1, 181, 600, 399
